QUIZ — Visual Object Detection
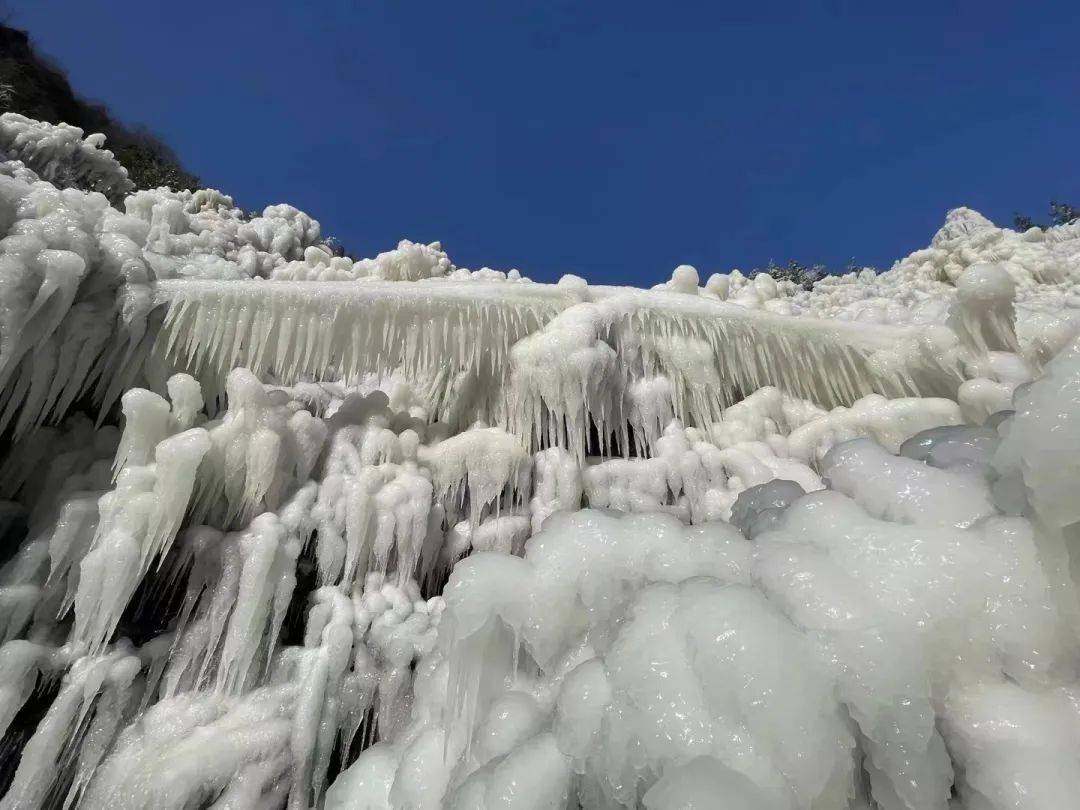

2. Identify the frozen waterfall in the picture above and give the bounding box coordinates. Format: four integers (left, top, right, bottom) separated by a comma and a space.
0, 113, 1079, 810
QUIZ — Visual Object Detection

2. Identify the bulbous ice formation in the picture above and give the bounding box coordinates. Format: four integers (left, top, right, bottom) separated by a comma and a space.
948, 263, 1020, 353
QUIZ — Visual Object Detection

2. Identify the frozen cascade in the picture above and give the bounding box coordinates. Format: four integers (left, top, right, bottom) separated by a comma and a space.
149, 278, 968, 445
0, 114, 1078, 808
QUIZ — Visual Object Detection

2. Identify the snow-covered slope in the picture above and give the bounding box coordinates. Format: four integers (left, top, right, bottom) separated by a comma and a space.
0, 113, 1079, 810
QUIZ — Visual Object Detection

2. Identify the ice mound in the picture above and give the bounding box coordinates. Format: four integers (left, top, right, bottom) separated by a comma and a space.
690, 205, 1080, 375
0, 113, 1079, 808
0, 113, 133, 202
331, 431, 1075, 808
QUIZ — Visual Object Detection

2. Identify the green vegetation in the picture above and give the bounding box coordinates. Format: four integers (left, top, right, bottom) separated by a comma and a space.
752, 259, 829, 290
1013, 201, 1079, 232
0, 23, 200, 192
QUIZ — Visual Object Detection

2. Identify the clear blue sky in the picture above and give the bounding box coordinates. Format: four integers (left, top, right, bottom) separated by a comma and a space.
11, 1, 1079, 285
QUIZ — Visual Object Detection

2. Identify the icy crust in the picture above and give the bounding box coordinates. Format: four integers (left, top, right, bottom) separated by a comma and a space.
151, 278, 970, 452
0, 113, 133, 203
269, 238, 527, 283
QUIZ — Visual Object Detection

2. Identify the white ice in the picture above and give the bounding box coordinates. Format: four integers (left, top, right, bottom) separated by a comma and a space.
0, 114, 1077, 809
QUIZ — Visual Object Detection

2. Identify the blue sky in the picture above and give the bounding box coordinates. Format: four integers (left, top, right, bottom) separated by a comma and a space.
12, 1, 1079, 285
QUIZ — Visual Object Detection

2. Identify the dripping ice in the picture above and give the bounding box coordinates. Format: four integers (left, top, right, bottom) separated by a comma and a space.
0, 113, 1080, 809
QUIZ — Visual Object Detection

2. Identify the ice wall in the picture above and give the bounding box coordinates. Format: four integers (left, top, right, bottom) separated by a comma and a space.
0, 114, 1078, 809
150, 277, 969, 447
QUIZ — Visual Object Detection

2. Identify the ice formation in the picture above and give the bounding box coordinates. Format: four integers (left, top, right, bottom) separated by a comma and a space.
0, 113, 1079, 808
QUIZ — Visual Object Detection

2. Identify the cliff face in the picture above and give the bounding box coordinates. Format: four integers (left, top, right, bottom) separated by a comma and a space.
0, 24, 199, 191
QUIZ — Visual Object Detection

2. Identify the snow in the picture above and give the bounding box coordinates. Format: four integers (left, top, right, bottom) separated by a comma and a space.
0, 113, 1079, 808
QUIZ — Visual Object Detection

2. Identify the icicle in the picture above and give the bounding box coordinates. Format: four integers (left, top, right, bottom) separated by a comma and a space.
113, 389, 172, 477
218, 514, 287, 694
0, 640, 44, 738
0, 649, 140, 810
74, 428, 210, 654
